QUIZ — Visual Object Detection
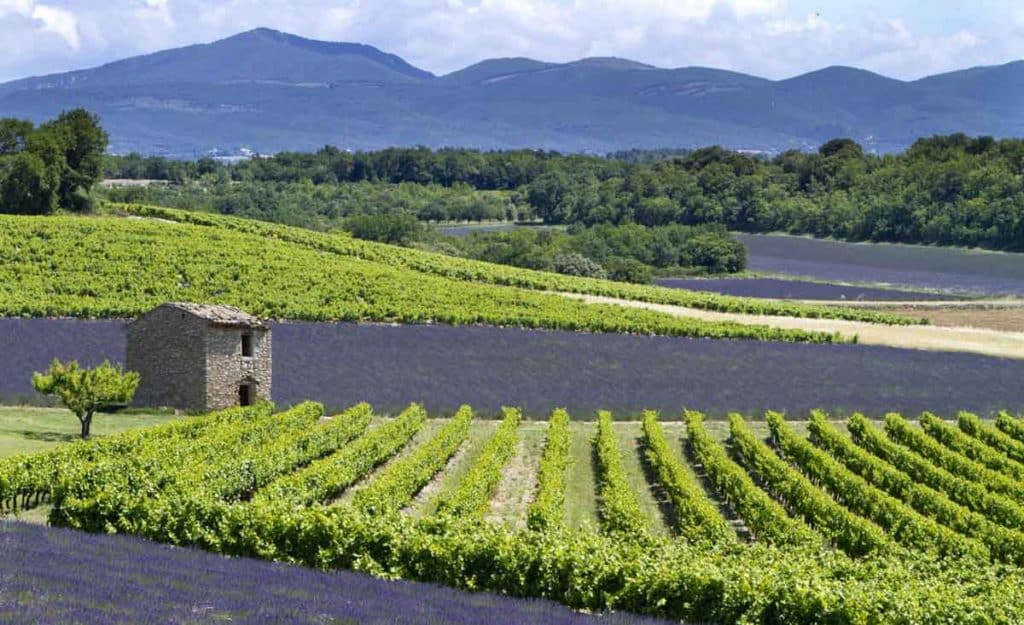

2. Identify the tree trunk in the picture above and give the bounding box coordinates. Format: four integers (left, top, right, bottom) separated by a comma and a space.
79, 410, 94, 439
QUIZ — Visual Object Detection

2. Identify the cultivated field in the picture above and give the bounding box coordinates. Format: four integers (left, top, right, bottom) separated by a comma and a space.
6, 318, 1024, 416
0, 521, 668, 625
736, 232, 1024, 296
6, 403, 1024, 622
655, 277, 955, 301
571, 293, 1024, 360
0, 204, 916, 330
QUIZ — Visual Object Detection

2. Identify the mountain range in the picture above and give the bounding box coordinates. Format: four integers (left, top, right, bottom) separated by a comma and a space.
1, 27, 1021, 157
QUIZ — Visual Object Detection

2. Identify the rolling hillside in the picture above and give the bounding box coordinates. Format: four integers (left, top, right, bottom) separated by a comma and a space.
0, 28, 1020, 155
0, 205, 917, 340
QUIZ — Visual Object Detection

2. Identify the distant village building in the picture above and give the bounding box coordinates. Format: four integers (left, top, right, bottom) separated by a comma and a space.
126, 303, 272, 412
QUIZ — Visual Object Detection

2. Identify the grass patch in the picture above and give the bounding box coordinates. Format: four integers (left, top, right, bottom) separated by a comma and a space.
564, 421, 599, 530
407, 420, 498, 517
612, 422, 671, 536
0, 406, 177, 458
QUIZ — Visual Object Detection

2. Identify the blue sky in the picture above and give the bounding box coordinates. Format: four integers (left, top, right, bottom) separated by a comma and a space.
0, 0, 1021, 82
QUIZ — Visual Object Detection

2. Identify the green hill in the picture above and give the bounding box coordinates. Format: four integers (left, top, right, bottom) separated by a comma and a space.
0, 205, 914, 341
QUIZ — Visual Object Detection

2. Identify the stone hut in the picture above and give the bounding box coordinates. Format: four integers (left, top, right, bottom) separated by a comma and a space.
126, 303, 272, 411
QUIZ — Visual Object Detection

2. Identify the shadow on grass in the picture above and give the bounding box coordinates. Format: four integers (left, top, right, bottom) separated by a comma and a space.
591, 435, 605, 529
13, 430, 79, 443
679, 433, 754, 541
635, 435, 678, 535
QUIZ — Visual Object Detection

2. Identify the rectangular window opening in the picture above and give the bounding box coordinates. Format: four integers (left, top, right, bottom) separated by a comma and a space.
241, 333, 254, 358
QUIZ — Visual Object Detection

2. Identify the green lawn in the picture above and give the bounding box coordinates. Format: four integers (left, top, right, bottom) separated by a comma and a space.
0, 406, 177, 458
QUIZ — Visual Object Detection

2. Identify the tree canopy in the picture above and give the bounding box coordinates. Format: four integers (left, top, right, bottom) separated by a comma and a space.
104, 134, 1024, 250
0, 109, 108, 215
32, 359, 140, 439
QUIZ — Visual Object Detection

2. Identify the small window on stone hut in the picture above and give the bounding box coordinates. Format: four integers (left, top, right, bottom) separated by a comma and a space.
241, 333, 254, 358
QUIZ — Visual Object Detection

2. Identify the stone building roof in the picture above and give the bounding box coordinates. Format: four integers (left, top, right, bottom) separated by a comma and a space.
151, 302, 267, 328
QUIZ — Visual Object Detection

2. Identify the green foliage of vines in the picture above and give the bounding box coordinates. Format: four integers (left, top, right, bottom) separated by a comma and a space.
730, 413, 891, 556
0, 211, 856, 342
640, 411, 734, 544
684, 410, 821, 547
119, 203, 922, 326
526, 409, 571, 531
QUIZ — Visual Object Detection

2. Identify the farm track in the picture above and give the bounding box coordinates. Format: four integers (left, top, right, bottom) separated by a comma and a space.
406, 420, 497, 517
800, 299, 1024, 309
331, 419, 445, 505
564, 422, 600, 529
565, 293, 1024, 360
614, 422, 672, 536
484, 423, 547, 528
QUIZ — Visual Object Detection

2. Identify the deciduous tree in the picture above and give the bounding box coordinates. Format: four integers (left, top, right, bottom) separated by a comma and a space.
32, 359, 140, 439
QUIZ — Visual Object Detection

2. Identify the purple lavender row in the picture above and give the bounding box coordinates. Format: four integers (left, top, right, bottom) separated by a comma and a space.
3, 318, 1024, 416
0, 521, 668, 625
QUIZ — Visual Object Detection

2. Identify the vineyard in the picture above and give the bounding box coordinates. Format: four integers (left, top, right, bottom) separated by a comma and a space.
0, 206, 919, 339
5, 403, 1024, 622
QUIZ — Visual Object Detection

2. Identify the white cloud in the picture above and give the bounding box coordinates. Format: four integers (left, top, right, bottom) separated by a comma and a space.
0, 0, 1020, 83
0, 1, 80, 48
30, 4, 79, 48
765, 12, 832, 35
0, 0, 33, 14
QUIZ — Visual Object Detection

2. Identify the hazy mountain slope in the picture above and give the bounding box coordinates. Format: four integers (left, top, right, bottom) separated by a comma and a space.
0, 28, 1019, 155
0, 28, 431, 92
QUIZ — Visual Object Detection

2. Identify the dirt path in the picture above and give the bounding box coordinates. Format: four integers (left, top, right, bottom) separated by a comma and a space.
563, 293, 1024, 360
404, 421, 497, 517
331, 420, 445, 505
485, 422, 547, 528
798, 299, 1024, 309
613, 422, 671, 536
564, 422, 599, 530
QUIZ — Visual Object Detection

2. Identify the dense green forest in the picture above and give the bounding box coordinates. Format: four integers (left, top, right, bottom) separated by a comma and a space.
101, 179, 519, 229
440, 224, 746, 281
104, 134, 1024, 251
0, 109, 107, 214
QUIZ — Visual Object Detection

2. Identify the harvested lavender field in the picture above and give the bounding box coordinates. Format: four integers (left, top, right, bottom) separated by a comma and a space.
654, 277, 951, 301
3, 318, 1024, 416
736, 233, 1024, 296
0, 521, 665, 625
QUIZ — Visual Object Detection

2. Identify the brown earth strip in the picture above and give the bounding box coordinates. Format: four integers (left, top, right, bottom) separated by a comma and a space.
405, 421, 498, 517
330, 419, 446, 505
485, 422, 547, 528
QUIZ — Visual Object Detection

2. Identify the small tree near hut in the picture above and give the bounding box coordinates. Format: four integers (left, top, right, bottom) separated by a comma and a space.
32, 359, 140, 439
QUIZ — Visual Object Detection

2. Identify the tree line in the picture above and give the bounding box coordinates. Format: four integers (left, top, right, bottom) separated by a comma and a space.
101, 179, 519, 229
440, 224, 745, 283
105, 134, 1024, 250
1, 110, 108, 214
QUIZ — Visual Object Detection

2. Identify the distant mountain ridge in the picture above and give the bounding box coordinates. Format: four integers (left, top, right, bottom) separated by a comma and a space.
1, 28, 1020, 156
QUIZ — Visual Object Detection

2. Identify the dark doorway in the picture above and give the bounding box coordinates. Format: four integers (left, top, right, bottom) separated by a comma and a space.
239, 383, 255, 406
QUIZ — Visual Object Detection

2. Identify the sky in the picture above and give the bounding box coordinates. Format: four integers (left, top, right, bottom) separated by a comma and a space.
0, 0, 1022, 83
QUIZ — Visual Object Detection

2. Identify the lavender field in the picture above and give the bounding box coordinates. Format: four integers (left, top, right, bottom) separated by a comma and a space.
736, 233, 1024, 296
654, 277, 951, 301
0, 521, 665, 625
3, 318, 1024, 416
